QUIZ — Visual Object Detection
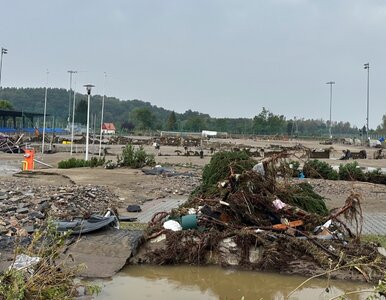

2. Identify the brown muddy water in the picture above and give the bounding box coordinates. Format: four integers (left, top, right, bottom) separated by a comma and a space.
95, 265, 372, 300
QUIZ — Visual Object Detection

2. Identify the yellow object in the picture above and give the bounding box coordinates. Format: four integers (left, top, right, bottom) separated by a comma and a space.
22, 161, 28, 171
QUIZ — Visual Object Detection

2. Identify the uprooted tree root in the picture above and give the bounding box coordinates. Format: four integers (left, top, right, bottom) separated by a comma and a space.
143, 228, 386, 282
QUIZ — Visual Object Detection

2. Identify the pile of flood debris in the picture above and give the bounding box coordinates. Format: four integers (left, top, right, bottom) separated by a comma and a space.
139, 152, 386, 282
0, 133, 25, 153
0, 175, 119, 237
158, 136, 181, 146
108, 136, 150, 145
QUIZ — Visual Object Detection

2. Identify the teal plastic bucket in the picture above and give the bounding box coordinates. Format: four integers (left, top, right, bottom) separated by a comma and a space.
181, 214, 198, 230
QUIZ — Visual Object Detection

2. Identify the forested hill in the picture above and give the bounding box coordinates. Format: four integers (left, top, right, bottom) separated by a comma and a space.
0, 87, 176, 128
0, 87, 364, 136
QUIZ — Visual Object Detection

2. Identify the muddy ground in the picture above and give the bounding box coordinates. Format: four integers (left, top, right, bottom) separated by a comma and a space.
1, 137, 386, 280
1, 137, 386, 213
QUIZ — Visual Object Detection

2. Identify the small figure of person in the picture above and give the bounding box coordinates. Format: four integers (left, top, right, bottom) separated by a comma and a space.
34, 127, 39, 138
340, 149, 351, 160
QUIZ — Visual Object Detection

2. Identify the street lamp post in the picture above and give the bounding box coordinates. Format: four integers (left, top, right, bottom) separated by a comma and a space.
364, 63, 370, 140
0, 47, 8, 94
326, 81, 335, 138
84, 84, 94, 161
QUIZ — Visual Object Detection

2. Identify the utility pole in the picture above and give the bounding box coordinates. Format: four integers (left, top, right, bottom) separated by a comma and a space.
326, 81, 335, 138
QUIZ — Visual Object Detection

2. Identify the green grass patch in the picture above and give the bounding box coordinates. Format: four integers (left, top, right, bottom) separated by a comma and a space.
362, 235, 386, 248
119, 222, 148, 230
118, 144, 155, 168
58, 157, 105, 169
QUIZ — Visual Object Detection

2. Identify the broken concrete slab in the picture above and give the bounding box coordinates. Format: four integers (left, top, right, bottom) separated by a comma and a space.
65, 228, 144, 278
0, 236, 31, 273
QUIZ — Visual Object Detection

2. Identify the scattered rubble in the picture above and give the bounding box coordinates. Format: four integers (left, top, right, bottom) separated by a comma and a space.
0, 176, 120, 237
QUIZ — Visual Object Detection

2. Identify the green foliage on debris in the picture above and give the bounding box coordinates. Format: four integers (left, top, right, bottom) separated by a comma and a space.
0, 222, 101, 300
362, 235, 386, 248
278, 182, 328, 215
366, 169, 386, 185
339, 161, 366, 181
303, 159, 338, 180
119, 144, 155, 168
202, 151, 256, 188
58, 157, 105, 169
278, 160, 301, 177
303, 159, 386, 184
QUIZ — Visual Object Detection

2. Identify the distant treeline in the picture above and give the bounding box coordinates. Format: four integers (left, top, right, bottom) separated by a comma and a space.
1, 87, 384, 137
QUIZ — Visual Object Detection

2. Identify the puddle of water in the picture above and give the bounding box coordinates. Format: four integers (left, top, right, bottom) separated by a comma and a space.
95, 265, 372, 300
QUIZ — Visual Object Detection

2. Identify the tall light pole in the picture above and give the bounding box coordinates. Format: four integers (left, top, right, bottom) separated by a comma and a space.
70, 76, 77, 155
84, 84, 94, 161
99, 72, 107, 158
364, 63, 370, 140
326, 81, 335, 138
0, 47, 8, 95
67, 70, 77, 127
42, 70, 49, 154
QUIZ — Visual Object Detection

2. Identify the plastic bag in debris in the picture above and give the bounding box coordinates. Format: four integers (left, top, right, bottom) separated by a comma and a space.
272, 198, 287, 210
314, 219, 332, 235
163, 220, 182, 231
10, 254, 40, 271
322, 219, 332, 229
252, 163, 265, 176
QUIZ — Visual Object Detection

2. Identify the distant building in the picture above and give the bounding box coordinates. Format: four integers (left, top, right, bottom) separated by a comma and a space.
101, 123, 116, 135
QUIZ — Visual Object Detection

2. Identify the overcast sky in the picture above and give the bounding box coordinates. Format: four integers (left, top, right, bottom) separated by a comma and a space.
1, 0, 385, 128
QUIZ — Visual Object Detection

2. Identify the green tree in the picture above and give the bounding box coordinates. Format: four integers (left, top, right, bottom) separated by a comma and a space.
166, 111, 177, 130
121, 121, 135, 132
267, 112, 286, 134
253, 107, 270, 134
75, 99, 87, 125
0, 100, 13, 110
131, 107, 154, 130
253, 107, 286, 135
376, 115, 386, 135
183, 116, 207, 132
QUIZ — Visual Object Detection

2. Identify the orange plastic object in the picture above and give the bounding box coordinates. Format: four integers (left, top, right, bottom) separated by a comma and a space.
23, 148, 35, 170
272, 220, 303, 230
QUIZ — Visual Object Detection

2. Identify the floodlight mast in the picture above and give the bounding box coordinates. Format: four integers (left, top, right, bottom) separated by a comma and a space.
0, 48, 8, 96
326, 81, 335, 138
364, 63, 370, 140
84, 84, 95, 161
67, 70, 77, 126
99, 72, 107, 158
